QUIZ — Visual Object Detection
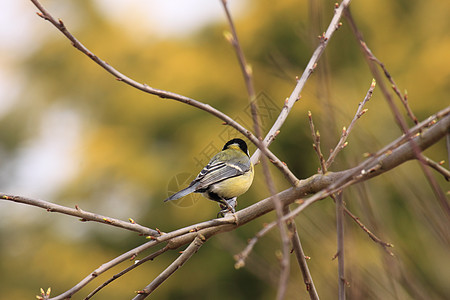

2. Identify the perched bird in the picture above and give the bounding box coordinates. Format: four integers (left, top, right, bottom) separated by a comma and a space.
164, 138, 254, 215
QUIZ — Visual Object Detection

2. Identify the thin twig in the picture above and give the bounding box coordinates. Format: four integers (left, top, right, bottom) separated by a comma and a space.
234, 222, 276, 269
447, 134, 450, 170
36, 214, 236, 300
260, 160, 291, 300
344, 8, 449, 217
29, 0, 298, 187
252, 0, 352, 164
236, 111, 450, 254
335, 192, 346, 300
132, 235, 205, 299
422, 156, 450, 181
326, 79, 376, 169
308, 111, 327, 174
343, 206, 394, 255
284, 207, 320, 300
221, 0, 255, 100
359, 43, 418, 125
0, 194, 159, 237
221, 2, 291, 298
85, 246, 170, 299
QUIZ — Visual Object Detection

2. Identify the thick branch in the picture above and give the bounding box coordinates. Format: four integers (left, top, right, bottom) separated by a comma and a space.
9, 108, 448, 300
168, 109, 450, 246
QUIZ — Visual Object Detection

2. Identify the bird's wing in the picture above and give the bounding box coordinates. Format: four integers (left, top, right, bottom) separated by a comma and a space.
196, 160, 250, 189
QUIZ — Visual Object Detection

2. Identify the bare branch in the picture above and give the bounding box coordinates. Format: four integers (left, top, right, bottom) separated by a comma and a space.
235, 110, 450, 251
308, 111, 327, 174
422, 156, 450, 181
0, 194, 159, 237
10, 107, 448, 300
343, 206, 394, 255
335, 193, 346, 300
132, 235, 205, 299
344, 8, 449, 217
359, 43, 418, 125
284, 207, 320, 300
221, 2, 292, 298
326, 79, 376, 169
6, 107, 448, 300
221, 0, 255, 101
34, 214, 236, 300
252, 0, 352, 163
85, 246, 170, 299
29, 0, 297, 187
234, 221, 275, 269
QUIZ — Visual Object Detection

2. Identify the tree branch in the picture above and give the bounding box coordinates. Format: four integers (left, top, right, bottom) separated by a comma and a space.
252, 0, 352, 163
284, 207, 320, 300
308, 111, 327, 174
132, 235, 205, 299
29, 0, 297, 187
85, 245, 170, 299
0, 194, 159, 237
231, 109, 449, 253
335, 192, 346, 300
8, 107, 448, 300
326, 79, 375, 169
221, 2, 292, 298
344, 8, 449, 217
422, 156, 450, 181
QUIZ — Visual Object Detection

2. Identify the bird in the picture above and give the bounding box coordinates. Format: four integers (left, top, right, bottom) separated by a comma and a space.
164, 138, 254, 215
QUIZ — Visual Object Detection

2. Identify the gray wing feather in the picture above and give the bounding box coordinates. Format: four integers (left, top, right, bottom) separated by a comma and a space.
164, 151, 251, 201
197, 160, 250, 189
164, 183, 198, 202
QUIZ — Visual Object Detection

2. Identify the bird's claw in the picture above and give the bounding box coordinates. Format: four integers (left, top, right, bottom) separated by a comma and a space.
217, 198, 236, 217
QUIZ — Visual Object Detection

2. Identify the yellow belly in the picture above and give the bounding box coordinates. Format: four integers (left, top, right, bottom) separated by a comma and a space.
205, 167, 254, 200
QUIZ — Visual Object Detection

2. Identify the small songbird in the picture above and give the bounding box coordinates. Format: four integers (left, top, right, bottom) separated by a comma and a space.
164, 138, 254, 215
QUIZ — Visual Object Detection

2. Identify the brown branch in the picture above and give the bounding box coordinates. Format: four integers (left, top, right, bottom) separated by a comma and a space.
284, 207, 320, 300
234, 110, 449, 253
221, 2, 292, 298
12, 107, 449, 300
20, 107, 450, 300
33, 214, 237, 300
344, 8, 449, 217
308, 111, 327, 174
85, 246, 170, 299
326, 79, 376, 169
252, 0, 352, 163
335, 192, 346, 300
132, 235, 205, 299
221, 0, 255, 101
422, 156, 450, 181
343, 206, 394, 255
29, 0, 297, 187
0, 194, 159, 237
359, 43, 418, 125
234, 222, 275, 269
260, 160, 291, 300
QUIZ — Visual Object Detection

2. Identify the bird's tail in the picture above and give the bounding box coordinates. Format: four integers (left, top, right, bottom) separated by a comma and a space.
164, 184, 197, 202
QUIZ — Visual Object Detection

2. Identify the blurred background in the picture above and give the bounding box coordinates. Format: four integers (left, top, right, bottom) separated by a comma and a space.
0, 0, 449, 299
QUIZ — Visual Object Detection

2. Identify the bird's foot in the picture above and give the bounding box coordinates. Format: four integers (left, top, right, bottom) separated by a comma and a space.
217, 198, 237, 218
